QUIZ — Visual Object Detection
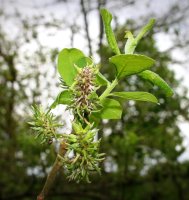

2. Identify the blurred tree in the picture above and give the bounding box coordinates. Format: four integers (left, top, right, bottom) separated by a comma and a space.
0, 11, 60, 199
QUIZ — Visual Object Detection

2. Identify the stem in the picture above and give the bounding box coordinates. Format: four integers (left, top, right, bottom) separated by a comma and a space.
99, 78, 118, 101
37, 142, 67, 200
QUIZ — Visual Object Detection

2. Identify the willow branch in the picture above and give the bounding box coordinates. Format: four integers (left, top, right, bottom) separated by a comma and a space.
37, 142, 67, 200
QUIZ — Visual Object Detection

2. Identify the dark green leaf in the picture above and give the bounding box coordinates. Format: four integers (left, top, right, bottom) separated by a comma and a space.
58, 48, 86, 86
110, 91, 158, 104
100, 9, 120, 55
139, 70, 174, 97
109, 54, 155, 78
89, 111, 101, 126
100, 98, 122, 119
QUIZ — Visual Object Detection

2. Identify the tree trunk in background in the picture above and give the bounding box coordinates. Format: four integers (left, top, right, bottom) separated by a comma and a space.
80, 0, 93, 56
97, 0, 106, 63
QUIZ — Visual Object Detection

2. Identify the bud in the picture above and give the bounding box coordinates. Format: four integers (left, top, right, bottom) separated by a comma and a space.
62, 122, 104, 182
29, 105, 61, 144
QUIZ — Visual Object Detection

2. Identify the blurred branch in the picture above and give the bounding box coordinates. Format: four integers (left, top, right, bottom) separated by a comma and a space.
156, 4, 189, 29
0, 45, 17, 138
108, 0, 135, 10
98, 0, 107, 61
162, 40, 189, 53
80, 0, 92, 55
132, 2, 189, 38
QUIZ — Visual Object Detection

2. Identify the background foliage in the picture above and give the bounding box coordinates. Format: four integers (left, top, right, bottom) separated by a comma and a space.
0, 0, 189, 199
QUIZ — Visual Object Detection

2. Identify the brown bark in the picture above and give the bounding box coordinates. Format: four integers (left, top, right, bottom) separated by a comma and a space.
37, 142, 67, 200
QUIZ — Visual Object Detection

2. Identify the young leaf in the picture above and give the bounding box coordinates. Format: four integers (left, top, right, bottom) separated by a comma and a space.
125, 19, 155, 54
135, 19, 155, 45
50, 90, 73, 109
100, 9, 120, 55
109, 54, 155, 78
139, 70, 174, 97
58, 48, 86, 86
124, 31, 136, 54
100, 98, 122, 119
109, 91, 158, 104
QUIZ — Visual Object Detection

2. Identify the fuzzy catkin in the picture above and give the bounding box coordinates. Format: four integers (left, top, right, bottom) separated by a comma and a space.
71, 65, 97, 121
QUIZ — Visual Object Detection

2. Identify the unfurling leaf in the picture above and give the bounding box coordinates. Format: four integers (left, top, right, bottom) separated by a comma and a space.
109, 54, 155, 78
125, 19, 155, 54
124, 31, 136, 54
139, 70, 174, 97
100, 9, 120, 55
109, 91, 158, 104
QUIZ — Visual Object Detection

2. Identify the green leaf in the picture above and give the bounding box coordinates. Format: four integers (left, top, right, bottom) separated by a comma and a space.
100, 98, 122, 119
109, 54, 155, 78
109, 91, 158, 104
58, 48, 86, 86
100, 9, 120, 55
96, 72, 110, 86
58, 90, 73, 105
76, 56, 93, 68
139, 70, 174, 97
50, 90, 73, 109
